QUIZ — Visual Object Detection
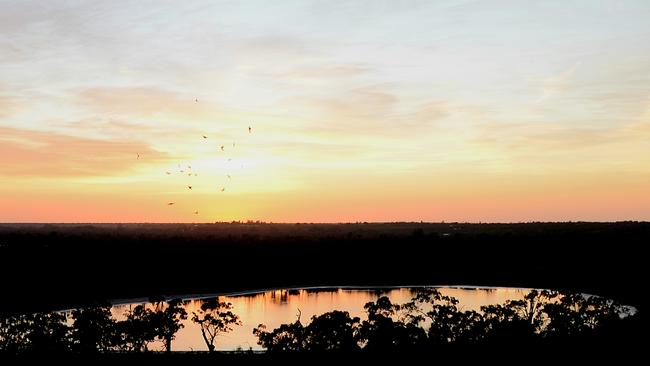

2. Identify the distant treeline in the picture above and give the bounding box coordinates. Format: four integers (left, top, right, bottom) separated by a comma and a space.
0, 289, 640, 356
1, 222, 648, 314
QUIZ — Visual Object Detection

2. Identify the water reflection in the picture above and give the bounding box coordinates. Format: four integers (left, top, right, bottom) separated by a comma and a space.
111, 286, 529, 351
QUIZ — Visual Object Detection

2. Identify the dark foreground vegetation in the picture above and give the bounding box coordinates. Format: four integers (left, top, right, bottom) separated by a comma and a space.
0, 297, 237, 355
254, 288, 639, 353
0, 288, 641, 359
0, 222, 647, 360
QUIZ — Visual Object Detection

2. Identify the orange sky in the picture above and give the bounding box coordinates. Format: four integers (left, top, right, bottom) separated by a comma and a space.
1, 1, 650, 222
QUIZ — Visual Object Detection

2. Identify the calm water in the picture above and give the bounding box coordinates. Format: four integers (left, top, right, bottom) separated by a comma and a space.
110, 286, 529, 351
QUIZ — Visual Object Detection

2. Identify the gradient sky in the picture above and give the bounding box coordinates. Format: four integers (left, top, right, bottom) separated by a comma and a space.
1, 0, 650, 222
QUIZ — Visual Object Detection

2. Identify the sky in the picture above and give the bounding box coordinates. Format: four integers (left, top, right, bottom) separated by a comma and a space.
1, 0, 649, 223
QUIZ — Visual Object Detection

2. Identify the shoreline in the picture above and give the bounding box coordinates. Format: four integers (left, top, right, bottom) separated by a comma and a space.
59, 285, 636, 315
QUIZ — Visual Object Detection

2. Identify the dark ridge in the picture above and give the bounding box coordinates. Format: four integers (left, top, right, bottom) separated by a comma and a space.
0, 222, 647, 314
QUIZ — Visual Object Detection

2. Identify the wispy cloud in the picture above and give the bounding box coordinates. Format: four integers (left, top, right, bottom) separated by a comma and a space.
76, 86, 221, 119
0, 126, 168, 177
0, 95, 16, 118
60, 118, 181, 141
281, 64, 371, 80
276, 86, 395, 124
535, 62, 581, 102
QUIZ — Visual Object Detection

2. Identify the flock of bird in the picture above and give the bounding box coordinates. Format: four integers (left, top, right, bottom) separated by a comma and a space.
141, 98, 252, 217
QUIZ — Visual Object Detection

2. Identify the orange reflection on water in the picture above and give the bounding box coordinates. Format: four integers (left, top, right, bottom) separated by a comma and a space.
112, 287, 528, 351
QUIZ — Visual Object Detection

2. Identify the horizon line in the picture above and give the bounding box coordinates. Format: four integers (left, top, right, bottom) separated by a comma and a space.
1, 220, 648, 225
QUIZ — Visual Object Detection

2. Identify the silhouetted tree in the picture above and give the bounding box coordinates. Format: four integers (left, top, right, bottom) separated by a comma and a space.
510, 290, 557, 330
1, 314, 25, 354
403, 288, 484, 345
120, 304, 156, 352
191, 298, 241, 352
357, 296, 427, 351
480, 289, 558, 343
543, 292, 627, 338
150, 298, 188, 352
70, 304, 116, 353
0, 312, 70, 353
254, 310, 360, 352
480, 303, 537, 343
253, 320, 305, 352
303, 311, 360, 352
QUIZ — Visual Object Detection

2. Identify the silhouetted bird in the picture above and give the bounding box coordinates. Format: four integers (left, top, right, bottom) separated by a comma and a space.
220, 145, 225, 151
137, 153, 140, 159
166, 171, 171, 175
194, 211, 199, 215
248, 126, 252, 133
188, 186, 192, 190
203, 135, 208, 139
220, 187, 225, 192
195, 98, 199, 103
168, 202, 175, 205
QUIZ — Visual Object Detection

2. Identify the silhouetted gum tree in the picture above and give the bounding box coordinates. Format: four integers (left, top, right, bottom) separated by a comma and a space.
1, 298, 202, 355
253, 320, 305, 352
254, 310, 361, 352
403, 288, 484, 345
70, 304, 117, 353
150, 298, 188, 352
510, 289, 558, 330
357, 296, 427, 351
114, 298, 189, 352
542, 291, 628, 338
120, 304, 157, 352
303, 311, 360, 352
0, 312, 70, 353
191, 298, 241, 352
480, 303, 537, 343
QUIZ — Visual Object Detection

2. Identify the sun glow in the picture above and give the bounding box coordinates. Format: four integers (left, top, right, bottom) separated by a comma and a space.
1, 1, 650, 222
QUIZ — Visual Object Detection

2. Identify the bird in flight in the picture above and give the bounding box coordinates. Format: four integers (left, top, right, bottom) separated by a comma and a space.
195, 98, 199, 103
248, 126, 252, 133
203, 135, 208, 139
167, 202, 175, 206
188, 185, 192, 190
137, 153, 140, 159
220, 187, 225, 192
220, 145, 225, 151
194, 211, 199, 215
165, 171, 171, 175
